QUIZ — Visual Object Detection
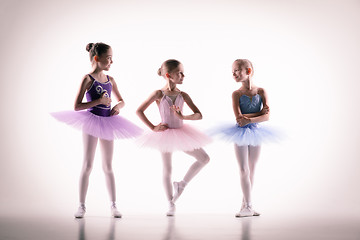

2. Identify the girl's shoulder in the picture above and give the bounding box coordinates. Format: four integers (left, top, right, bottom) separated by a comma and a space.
151, 89, 164, 100
256, 87, 267, 95
81, 74, 94, 90
107, 75, 114, 82
82, 74, 92, 81
106, 75, 115, 85
232, 89, 245, 97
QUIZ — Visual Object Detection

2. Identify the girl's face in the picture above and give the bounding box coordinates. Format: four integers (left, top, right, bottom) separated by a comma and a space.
232, 62, 249, 82
96, 48, 113, 71
168, 64, 185, 85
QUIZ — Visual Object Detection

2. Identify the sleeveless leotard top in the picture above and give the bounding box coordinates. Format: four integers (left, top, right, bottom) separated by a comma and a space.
86, 74, 112, 117
239, 94, 263, 114
159, 91, 184, 129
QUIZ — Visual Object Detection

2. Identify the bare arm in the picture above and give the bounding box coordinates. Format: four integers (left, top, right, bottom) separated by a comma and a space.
172, 92, 202, 120
136, 90, 168, 131
232, 89, 270, 126
247, 88, 270, 124
232, 90, 243, 121
74, 75, 111, 111
109, 76, 125, 116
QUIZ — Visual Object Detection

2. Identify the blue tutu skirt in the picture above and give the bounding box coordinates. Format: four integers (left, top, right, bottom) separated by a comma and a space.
211, 122, 281, 146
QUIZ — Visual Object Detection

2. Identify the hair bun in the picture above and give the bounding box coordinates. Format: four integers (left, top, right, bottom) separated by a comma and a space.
157, 67, 162, 76
86, 43, 94, 52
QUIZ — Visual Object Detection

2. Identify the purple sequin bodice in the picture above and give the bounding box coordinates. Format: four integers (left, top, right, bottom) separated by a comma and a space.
86, 75, 112, 117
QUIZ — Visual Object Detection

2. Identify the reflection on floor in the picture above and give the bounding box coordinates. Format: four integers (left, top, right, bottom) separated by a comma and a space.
0, 214, 359, 240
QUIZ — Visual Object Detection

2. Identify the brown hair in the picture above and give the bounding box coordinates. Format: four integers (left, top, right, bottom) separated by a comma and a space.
86, 42, 111, 61
158, 59, 181, 77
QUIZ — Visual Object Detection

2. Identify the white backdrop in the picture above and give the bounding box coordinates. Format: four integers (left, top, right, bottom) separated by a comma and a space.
1, 0, 359, 217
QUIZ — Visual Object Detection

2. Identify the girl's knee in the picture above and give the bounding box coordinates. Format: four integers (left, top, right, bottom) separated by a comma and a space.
239, 168, 250, 178
82, 162, 93, 174
102, 163, 113, 174
199, 152, 210, 165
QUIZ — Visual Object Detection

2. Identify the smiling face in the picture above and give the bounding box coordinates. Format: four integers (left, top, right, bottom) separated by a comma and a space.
96, 48, 113, 71
232, 62, 249, 82
168, 64, 185, 85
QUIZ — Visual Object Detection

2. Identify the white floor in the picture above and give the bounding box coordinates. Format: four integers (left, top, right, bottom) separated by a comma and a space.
0, 214, 359, 240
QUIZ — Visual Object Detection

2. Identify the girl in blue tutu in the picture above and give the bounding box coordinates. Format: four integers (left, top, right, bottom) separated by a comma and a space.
214, 59, 278, 217
51, 42, 142, 218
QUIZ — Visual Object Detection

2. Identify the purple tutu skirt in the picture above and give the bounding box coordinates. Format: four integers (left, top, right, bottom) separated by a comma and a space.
50, 110, 143, 140
211, 123, 281, 146
136, 124, 212, 153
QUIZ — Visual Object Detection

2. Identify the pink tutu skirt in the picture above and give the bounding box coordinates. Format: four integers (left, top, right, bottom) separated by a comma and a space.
136, 124, 212, 153
51, 110, 143, 140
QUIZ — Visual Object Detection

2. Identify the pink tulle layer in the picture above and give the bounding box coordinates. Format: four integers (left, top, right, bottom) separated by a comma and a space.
136, 124, 212, 153
50, 111, 143, 140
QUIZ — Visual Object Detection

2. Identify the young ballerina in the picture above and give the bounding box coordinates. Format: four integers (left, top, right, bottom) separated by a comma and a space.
136, 59, 211, 216
51, 42, 142, 218
214, 59, 278, 217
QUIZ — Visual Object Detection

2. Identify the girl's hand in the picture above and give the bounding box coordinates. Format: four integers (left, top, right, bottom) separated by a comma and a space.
110, 107, 120, 116
236, 116, 251, 127
153, 123, 169, 132
261, 105, 270, 115
170, 105, 184, 120
99, 92, 112, 106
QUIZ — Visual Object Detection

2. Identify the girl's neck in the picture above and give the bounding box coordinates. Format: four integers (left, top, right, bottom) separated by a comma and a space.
166, 81, 178, 92
91, 65, 104, 75
241, 77, 252, 91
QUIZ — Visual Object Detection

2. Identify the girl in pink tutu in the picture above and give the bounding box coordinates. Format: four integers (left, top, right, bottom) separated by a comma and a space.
51, 42, 142, 218
136, 59, 211, 216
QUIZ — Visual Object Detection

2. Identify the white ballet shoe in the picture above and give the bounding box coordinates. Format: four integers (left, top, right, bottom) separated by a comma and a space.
74, 206, 86, 218
166, 202, 176, 217
172, 181, 185, 202
235, 205, 254, 218
241, 200, 260, 216
111, 206, 122, 218
253, 210, 261, 216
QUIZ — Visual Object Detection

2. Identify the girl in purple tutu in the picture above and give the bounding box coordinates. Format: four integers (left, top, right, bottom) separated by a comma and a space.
136, 59, 211, 216
213, 59, 279, 217
51, 42, 142, 218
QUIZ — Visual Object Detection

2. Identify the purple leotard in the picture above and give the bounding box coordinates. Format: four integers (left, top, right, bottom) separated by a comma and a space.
86, 75, 112, 116
50, 74, 142, 140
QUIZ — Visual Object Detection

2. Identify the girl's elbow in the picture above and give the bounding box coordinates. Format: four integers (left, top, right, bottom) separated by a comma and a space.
264, 113, 270, 121
136, 109, 143, 117
198, 112, 203, 120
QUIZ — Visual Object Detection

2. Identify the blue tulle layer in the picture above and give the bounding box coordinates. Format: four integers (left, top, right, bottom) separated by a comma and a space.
210, 123, 281, 146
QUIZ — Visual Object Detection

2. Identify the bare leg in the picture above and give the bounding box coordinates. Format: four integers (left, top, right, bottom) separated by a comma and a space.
79, 133, 98, 203
99, 138, 116, 202
161, 152, 174, 202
